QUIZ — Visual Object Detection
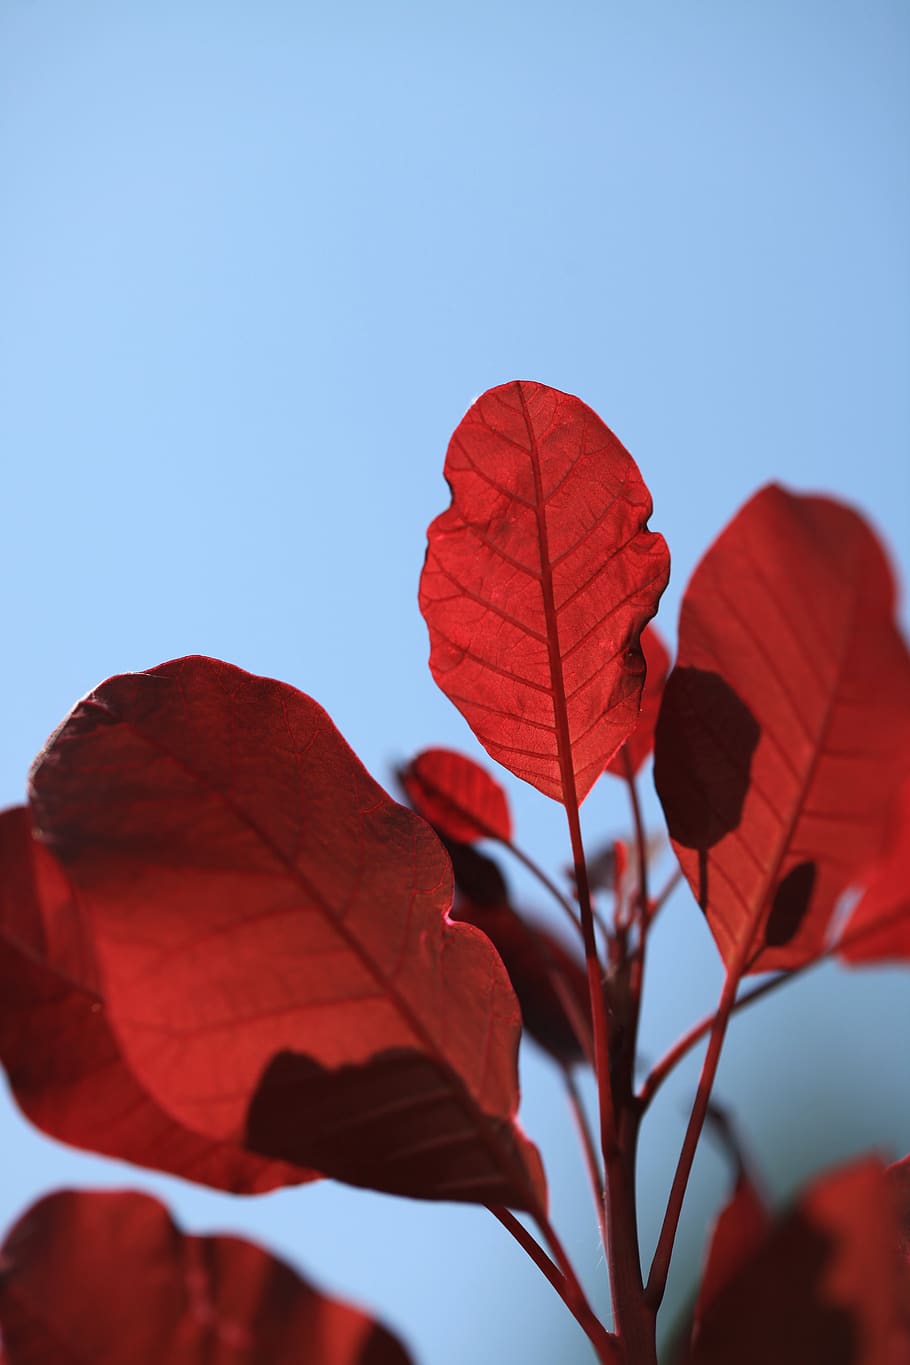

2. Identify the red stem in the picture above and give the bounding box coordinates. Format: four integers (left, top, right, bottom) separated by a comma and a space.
502, 836, 586, 939
648, 865, 682, 923
565, 803, 617, 1168
564, 1067, 608, 1252
622, 752, 649, 1043
638, 902, 910, 1112
489, 1207, 619, 1362
645, 964, 739, 1310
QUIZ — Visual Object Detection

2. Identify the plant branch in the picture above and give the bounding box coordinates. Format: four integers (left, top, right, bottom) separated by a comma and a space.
638, 902, 910, 1111
566, 801, 658, 1359
564, 1067, 607, 1251
645, 963, 739, 1310
565, 803, 617, 1169
490, 1207, 619, 1362
502, 836, 585, 938
648, 865, 682, 923
622, 752, 649, 1029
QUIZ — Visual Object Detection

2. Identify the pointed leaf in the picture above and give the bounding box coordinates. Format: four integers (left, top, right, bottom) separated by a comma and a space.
420, 380, 670, 806
28, 657, 545, 1211
0, 807, 312, 1194
400, 747, 512, 843
839, 777, 910, 965
654, 487, 910, 974
687, 1159, 904, 1365
451, 899, 591, 1066
606, 624, 671, 777
0, 1189, 412, 1364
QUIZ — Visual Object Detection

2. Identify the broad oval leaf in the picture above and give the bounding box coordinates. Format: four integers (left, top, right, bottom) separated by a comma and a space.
654, 487, 910, 974
0, 807, 311, 1195
420, 381, 670, 806
838, 776, 910, 966
686, 1159, 904, 1365
28, 657, 545, 1212
400, 747, 512, 843
0, 1189, 412, 1364
605, 624, 671, 777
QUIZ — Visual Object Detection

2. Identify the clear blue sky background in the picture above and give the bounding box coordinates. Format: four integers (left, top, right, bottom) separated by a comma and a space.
1, 3, 908, 1361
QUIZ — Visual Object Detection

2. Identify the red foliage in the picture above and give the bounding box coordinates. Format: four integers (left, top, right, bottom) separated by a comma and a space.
605, 624, 671, 778
420, 380, 670, 806
0, 807, 312, 1194
24, 656, 544, 1212
450, 898, 591, 1067
839, 776, 910, 965
0, 1188, 412, 1363
0, 381, 907, 1365
654, 486, 910, 974
686, 1159, 906, 1364
400, 746, 513, 843
692, 1169, 770, 1335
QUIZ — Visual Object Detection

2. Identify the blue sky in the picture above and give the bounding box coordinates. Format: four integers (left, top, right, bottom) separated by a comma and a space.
1, 3, 908, 1361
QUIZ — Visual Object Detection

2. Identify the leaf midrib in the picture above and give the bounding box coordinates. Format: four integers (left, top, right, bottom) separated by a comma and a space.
49, 689, 538, 1209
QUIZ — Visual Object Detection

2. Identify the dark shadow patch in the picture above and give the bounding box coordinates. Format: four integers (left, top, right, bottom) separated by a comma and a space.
691, 1215, 857, 1364
766, 861, 816, 947
245, 1047, 526, 1208
441, 837, 509, 906
653, 668, 761, 910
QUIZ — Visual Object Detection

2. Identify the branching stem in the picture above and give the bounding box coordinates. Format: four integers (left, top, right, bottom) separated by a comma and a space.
638, 903, 909, 1111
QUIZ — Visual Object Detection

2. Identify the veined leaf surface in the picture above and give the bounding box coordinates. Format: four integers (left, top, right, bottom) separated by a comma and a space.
28, 657, 545, 1211
654, 487, 910, 973
605, 624, 671, 777
401, 747, 512, 843
420, 381, 670, 806
0, 807, 311, 1194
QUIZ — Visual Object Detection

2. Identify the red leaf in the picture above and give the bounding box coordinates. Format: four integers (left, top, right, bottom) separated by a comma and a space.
420, 381, 670, 806
451, 899, 591, 1066
692, 1171, 771, 1334
890, 1156, 910, 1269
654, 487, 910, 974
400, 747, 512, 843
606, 624, 671, 777
0, 1188, 412, 1364
28, 657, 545, 1211
839, 777, 910, 965
0, 807, 311, 1195
687, 1158, 904, 1365
440, 837, 510, 907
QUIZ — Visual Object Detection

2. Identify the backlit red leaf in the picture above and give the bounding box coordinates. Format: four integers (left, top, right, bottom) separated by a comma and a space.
687, 1159, 904, 1365
0, 807, 311, 1195
420, 381, 670, 806
0, 1188, 412, 1363
28, 657, 545, 1211
654, 487, 910, 974
606, 624, 671, 777
400, 747, 512, 843
839, 777, 910, 965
